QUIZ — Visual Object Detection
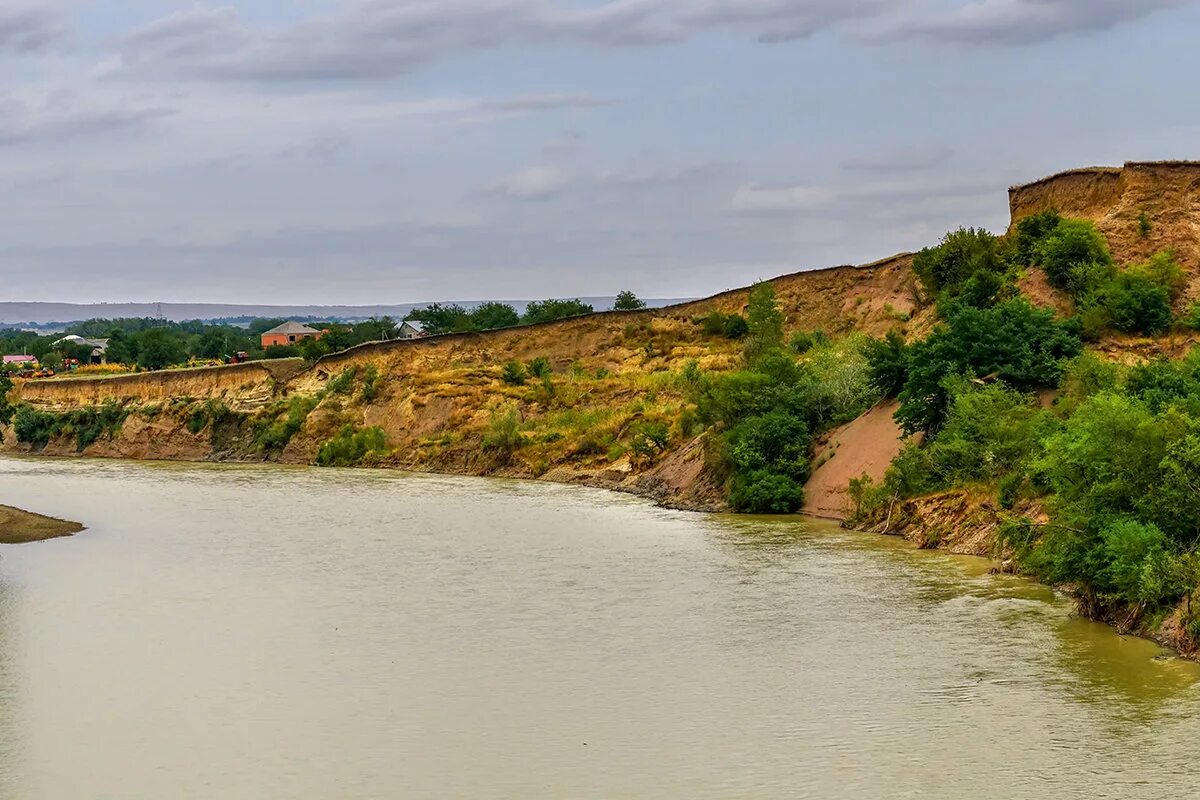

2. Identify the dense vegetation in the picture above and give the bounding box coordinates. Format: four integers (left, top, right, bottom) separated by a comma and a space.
854, 212, 1200, 638
688, 282, 878, 513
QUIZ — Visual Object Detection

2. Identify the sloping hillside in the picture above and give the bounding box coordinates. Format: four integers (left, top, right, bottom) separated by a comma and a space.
7, 161, 1200, 516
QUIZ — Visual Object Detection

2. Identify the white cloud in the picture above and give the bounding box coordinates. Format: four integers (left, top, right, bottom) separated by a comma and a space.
489, 165, 569, 200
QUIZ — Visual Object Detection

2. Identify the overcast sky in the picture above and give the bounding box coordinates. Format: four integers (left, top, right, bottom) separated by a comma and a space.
1, 0, 1197, 304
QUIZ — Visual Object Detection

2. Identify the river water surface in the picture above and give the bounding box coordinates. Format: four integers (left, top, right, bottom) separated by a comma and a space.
2, 456, 1199, 799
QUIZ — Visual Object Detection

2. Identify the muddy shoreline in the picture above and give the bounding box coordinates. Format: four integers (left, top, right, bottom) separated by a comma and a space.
0, 503, 85, 544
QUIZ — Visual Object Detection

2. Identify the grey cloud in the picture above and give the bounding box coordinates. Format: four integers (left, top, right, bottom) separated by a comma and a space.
680, 0, 887, 43
115, 0, 892, 84
0, 94, 173, 146
0, 6, 63, 54
121, 5, 243, 62
881, 0, 1189, 45
479, 93, 612, 113
841, 144, 954, 173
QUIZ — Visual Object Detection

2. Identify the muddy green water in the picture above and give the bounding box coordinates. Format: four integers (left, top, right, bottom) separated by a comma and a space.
2, 457, 1199, 798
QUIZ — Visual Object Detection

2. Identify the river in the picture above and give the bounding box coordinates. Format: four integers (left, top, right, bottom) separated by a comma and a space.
1, 456, 1199, 799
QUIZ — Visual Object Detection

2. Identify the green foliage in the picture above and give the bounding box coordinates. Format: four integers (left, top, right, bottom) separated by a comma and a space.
894, 381, 1056, 495
253, 395, 318, 454
327, 367, 357, 395
912, 227, 1004, 296
136, 328, 187, 370
527, 356, 552, 379
316, 425, 388, 467
482, 405, 527, 459
729, 471, 805, 514
1138, 211, 1153, 238
186, 399, 235, 436
895, 299, 1081, 434
743, 281, 785, 366
521, 299, 594, 325
501, 361, 527, 386
0, 374, 12, 427
1036, 219, 1113, 293
699, 312, 748, 339
358, 365, 381, 403
470, 302, 521, 331
12, 401, 128, 451
862, 330, 909, 397
789, 331, 815, 354
613, 290, 647, 311
1012, 210, 1062, 266
724, 411, 809, 482
629, 420, 670, 462
1103, 272, 1172, 335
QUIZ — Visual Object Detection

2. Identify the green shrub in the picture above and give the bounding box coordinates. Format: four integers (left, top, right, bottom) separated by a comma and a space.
729, 470, 804, 514
358, 365, 381, 402
1138, 211, 1153, 238
895, 299, 1082, 434
1012, 210, 1062, 266
724, 410, 810, 482
327, 367, 357, 395
501, 361, 527, 386
629, 420, 670, 462
913, 227, 1004, 296
862, 330, 908, 396
316, 425, 388, 467
789, 331, 815, 354
723, 314, 749, 339
1036, 219, 1113, 293
527, 356, 552, 379
482, 406, 527, 459
1104, 272, 1172, 335
253, 395, 318, 454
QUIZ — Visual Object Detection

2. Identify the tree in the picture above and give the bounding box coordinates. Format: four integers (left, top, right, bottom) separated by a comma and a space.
407, 304, 472, 335
1036, 219, 1113, 293
470, 302, 520, 331
613, 290, 646, 311
862, 330, 909, 396
135, 328, 187, 370
0, 373, 13, 427
912, 227, 1004, 296
743, 281, 784, 365
521, 299, 594, 325
895, 299, 1082, 434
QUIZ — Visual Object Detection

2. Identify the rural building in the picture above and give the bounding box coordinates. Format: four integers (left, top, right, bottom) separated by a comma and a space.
397, 320, 427, 339
53, 335, 110, 363
3, 354, 38, 369
261, 321, 324, 348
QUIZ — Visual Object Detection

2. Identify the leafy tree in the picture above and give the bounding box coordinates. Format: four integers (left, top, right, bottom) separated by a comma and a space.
407, 304, 472, 335
1104, 272, 1173, 335
912, 227, 1004, 296
1036, 219, 1113, 293
470, 302, 520, 331
729, 470, 805, 514
743, 281, 784, 365
613, 290, 647, 311
521, 299, 594, 325
1011, 210, 1062, 265
895, 299, 1082, 434
136, 328, 187, 370
862, 330, 909, 396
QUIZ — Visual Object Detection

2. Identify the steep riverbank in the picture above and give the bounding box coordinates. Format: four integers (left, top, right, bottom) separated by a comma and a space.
0, 503, 84, 544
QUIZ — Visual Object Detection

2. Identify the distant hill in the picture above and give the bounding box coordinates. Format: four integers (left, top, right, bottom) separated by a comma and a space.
0, 298, 693, 328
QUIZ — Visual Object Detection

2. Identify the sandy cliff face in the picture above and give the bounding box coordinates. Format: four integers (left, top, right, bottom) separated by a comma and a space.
1009, 161, 1200, 289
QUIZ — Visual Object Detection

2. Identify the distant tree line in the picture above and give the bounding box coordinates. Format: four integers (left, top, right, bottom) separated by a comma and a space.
405, 291, 646, 336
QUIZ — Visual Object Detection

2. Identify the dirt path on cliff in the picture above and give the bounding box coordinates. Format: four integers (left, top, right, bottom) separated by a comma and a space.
803, 400, 907, 520
0, 504, 85, 544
